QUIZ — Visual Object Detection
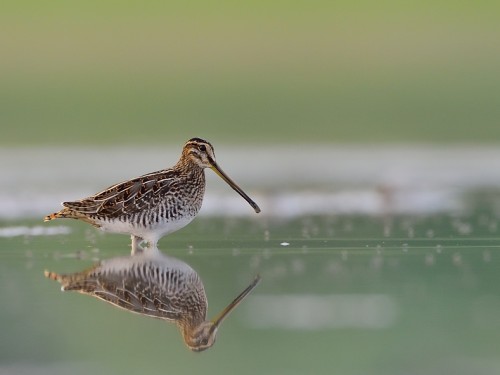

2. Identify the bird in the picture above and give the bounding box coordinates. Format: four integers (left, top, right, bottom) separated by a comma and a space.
44, 251, 261, 352
44, 138, 260, 254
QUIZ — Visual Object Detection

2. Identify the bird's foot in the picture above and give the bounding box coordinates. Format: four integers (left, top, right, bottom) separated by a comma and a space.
131, 235, 145, 255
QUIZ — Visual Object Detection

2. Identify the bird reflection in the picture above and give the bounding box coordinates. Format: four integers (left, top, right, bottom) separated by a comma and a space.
45, 250, 260, 352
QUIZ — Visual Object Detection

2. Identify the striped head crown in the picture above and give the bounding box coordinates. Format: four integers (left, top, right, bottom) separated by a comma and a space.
183, 138, 216, 168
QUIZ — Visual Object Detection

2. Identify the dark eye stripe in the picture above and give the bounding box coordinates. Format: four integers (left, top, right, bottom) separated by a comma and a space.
189, 149, 201, 158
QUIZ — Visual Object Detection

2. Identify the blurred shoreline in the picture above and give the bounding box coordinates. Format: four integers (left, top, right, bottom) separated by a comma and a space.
2, 144, 500, 219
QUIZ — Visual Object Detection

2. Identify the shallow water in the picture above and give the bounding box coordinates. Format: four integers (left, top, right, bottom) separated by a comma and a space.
1, 210, 500, 375
2, 146, 500, 374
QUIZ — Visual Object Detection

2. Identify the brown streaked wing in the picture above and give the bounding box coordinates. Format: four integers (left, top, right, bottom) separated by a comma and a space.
91, 265, 183, 319
62, 170, 176, 217
88, 282, 184, 321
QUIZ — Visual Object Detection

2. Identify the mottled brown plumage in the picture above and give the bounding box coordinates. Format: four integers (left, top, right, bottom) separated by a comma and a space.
45, 251, 261, 352
44, 138, 260, 253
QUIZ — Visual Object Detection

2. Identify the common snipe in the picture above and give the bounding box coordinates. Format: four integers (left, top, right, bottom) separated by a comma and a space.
44, 138, 260, 253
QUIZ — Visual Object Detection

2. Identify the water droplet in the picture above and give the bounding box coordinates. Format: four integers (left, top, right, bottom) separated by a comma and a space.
452, 219, 472, 235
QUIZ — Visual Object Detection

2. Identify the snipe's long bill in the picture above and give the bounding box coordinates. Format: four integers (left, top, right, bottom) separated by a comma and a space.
44, 251, 261, 352
44, 138, 260, 253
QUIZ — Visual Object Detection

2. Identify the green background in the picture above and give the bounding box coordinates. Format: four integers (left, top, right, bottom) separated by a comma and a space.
2, 0, 500, 145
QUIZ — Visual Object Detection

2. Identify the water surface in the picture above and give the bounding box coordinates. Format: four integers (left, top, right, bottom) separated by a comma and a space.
1, 147, 500, 374
1, 211, 500, 375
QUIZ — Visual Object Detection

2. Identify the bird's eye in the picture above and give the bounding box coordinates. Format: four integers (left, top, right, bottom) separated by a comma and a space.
199, 145, 206, 152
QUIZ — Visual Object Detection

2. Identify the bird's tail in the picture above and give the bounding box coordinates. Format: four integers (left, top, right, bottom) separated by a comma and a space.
44, 268, 98, 292
44, 269, 70, 291
43, 208, 98, 227
44, 270, 63, 282
44, 207, 74, 222
44, 212, 61, 222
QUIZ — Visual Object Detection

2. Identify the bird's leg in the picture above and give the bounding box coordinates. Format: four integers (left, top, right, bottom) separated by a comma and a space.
142, 239, 159, 252
131, 235, 145, 255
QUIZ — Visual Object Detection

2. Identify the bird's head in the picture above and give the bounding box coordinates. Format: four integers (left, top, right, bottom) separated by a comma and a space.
183, 138, 217, 169
183, 321, 218, 352
182, 275, 261, 352
182, 138, 261, 213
